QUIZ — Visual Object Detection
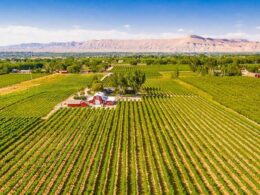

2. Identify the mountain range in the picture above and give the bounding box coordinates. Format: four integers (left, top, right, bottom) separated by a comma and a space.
1, 35, 260, 53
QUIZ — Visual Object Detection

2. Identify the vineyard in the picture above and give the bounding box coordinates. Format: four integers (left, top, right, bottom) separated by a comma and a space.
112, 65, 190, 77
182, 76, 260, 123
0, 74, 94, 117
0, 73, 48, 88
143, 75, 193, 96
0, 95, 259, 194
103, 65, 190, 86
0, 65, 259, 194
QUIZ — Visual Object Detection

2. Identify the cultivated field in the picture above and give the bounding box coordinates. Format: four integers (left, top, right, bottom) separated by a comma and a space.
0, 66, 259, 194
0, 96, 259, 194
112, 64, 190, 78
0, 74, 94, 117
0, 73, 48, 88
182, 76, 260, 123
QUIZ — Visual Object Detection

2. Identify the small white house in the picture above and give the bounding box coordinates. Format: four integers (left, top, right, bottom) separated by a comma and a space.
20, 70, 32, 74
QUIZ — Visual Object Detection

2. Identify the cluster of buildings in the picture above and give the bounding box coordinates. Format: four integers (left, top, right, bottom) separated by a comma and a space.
65, 92, 116, 108
12, 69, 32, 74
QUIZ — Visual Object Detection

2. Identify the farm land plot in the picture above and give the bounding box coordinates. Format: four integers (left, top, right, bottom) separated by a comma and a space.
0, 74, 94, 117
0, 65, 259, 194
182, 76, 260, 123
0, 81, 259, 194
0, 73, 49, 88
103, 64, 191, 86
112, 65, 190, 77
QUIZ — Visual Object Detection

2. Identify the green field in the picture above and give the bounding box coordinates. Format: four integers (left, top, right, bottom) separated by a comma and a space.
0, 67, 259, 194
0, 73, 49, 88
112, 64, 190, 77
103, 64, 191, 86
0, 88, 259, 194
181, 76, 260, 123
144, 76, 193, 96
0, 74, 94, 117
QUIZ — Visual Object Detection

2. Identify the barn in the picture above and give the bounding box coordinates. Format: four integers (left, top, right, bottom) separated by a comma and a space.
87, 92, 116, 106
66, 100, 88, 107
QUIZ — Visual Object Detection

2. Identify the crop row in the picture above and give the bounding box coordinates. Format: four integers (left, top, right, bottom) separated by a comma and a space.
0, 95, 259, 194
181, 76, 260, 123
0, 74, 94, 117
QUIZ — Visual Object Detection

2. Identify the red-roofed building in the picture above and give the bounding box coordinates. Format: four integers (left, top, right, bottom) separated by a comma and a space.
66, 100, 88, 107
87, 92, 116, 106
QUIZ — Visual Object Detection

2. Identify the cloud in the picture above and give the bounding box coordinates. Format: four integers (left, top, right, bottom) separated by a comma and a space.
225, 32, 247, 38
206, 31, 260, 41
0, 25, 259, 46
177, 28, 194, 34
0, 25, 186, 46
123, 24, 131, 28
256, 26, 260, 30
225, 32, 260, 41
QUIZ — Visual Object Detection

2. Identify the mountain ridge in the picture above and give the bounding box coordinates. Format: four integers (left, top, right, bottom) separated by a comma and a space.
1, 35, 260, 53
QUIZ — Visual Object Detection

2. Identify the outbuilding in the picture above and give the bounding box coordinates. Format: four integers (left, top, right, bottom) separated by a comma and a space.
66, 100, 88, 107
12, 69, 19, 73
105, 96, 116, 105
59, 70, 68, 74
20, 70, 32, 74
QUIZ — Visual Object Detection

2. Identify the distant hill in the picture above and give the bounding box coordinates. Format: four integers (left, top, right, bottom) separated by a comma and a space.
1, 35, 260, 53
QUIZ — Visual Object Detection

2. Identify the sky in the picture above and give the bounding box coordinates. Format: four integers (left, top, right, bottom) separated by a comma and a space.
0, 0, 260, 45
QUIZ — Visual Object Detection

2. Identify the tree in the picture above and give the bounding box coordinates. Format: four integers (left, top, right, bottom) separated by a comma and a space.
111, 73, 119, 88
145, 59, 155, 65
91, 82, 104, 92
171, 68, 179, 79
158, 58, 168, 65
190, 57, 202, 72
90, 75, 104, 92
247, 65, 260, 73
0, 64, 9, 74
128, 70, 146, 93
109, 70, 146, 94
226, 64, 241, 76
67, 65, 81, 73
232, 58, 239, 67
198, 66, 208, 76
205, 58, 217, 75
129, 59, 138, 66
118, 73, 128, 94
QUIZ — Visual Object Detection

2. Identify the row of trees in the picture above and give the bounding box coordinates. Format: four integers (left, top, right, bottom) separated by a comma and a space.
110, 70, 146, 94
118, 56, 260, 76
189, 57, 243, 76
117, 55, 260, 66
246, 65, 260, 73
90, 71, 146, 94
0, 57, 111, 74
1, 55, 260, 75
